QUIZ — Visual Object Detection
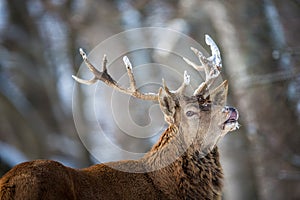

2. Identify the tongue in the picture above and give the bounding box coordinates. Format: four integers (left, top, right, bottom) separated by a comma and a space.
226, 109, 238, 123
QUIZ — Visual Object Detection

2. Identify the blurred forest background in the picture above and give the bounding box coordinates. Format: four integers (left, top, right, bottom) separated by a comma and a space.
0, 0, 299, 199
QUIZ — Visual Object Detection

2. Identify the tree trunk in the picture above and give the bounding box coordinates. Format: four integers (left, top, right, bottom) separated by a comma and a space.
208, 0, 300, 199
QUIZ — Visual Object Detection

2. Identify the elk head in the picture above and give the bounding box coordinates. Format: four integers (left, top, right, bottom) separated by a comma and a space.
157, 35, 239, 154
72, 34, 239, 157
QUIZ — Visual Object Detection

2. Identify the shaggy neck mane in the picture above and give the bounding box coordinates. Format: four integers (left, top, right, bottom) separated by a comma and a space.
143, 125, 224, 199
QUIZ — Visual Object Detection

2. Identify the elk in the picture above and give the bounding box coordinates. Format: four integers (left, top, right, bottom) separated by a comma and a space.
0, 35, 239, 200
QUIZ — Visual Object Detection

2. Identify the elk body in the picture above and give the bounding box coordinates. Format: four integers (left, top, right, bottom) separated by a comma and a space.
0, 35, 239, 200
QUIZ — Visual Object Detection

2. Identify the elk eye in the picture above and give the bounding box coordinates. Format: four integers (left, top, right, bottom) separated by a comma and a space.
186, 111, 195, 117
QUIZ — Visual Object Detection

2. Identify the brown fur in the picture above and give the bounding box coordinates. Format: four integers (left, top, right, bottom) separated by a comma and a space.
0, 146, 222, 200
0, 81, 232, 200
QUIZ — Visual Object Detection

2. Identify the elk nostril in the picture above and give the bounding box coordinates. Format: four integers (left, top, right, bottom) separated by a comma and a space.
228, 107, 234, 111
222, 106, 230, 113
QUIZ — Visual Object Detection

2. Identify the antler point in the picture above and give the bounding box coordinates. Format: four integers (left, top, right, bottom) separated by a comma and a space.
123, 56, 132, 70
79, 48, 87, 60
183, 70, 190, 85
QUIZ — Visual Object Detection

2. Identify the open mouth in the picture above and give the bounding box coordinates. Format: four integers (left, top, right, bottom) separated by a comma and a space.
222, 106, 240, 131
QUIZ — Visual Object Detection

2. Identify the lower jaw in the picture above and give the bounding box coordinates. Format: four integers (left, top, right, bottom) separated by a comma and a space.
222, 122, 239, 131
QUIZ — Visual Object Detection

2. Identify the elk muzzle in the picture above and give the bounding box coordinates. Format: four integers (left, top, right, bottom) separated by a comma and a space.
221, 106, 240, 131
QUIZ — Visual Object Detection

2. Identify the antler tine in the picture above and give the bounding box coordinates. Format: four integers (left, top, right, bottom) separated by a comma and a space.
205, 34, 222, 69
182, 35, 222, 96
72, 48, 102, 85
175, 70, 190, 94
123, 56, 137, 92
72, 49, 158, 101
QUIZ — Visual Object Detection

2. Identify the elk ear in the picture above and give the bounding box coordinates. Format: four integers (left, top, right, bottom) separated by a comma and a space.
209, 80, 228, 106
158, 87, 176, 124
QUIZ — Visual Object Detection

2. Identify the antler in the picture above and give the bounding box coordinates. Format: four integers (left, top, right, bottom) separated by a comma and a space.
73, 35, 220, 100
73, 48, 194, 100
183, 34, 222, 96
72, 48, 159, 101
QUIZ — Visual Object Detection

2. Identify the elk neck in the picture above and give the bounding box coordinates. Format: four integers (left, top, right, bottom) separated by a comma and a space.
144, 123, 222, 166
142, 124, 224, 198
